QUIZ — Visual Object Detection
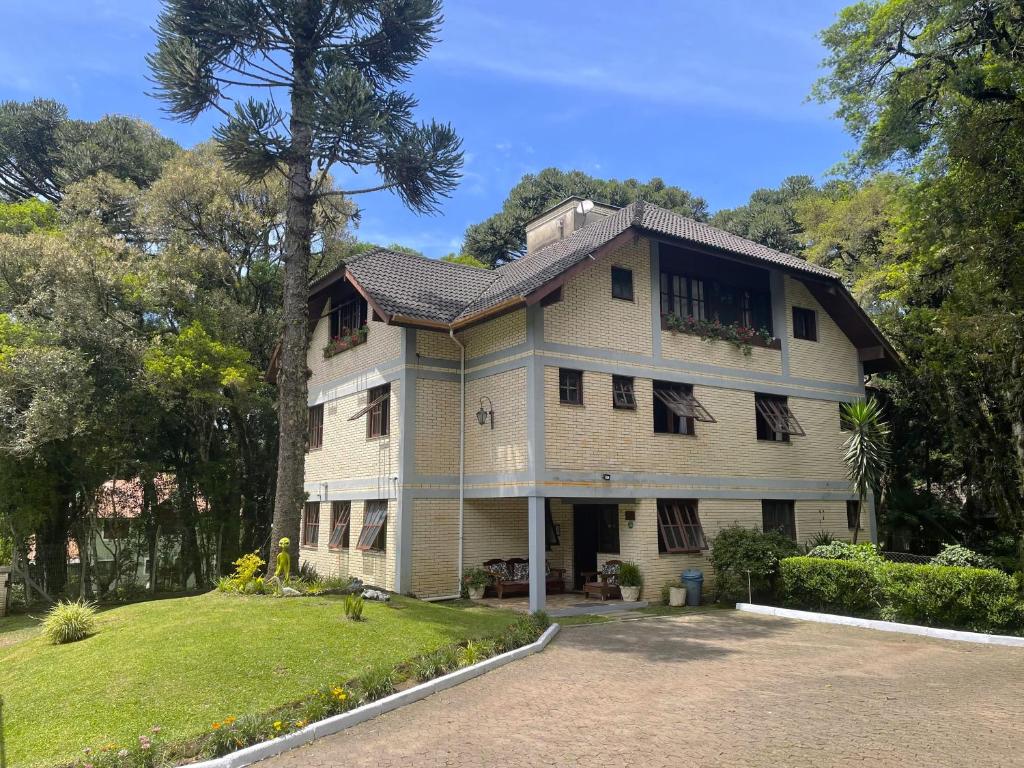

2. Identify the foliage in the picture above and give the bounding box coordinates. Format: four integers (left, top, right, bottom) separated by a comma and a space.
73, 726, 166, 768
0, 592, 515, 766
343, 595, 365, 621
805, 542, 882, 563
660, 580, 684, 605
216, 552, 266, 594
841, 399, 890, 543
461, 567, 492, 590
462, 168, 707, 266
876, 562, 1023, 634
441, 252, 488, 269
41, 599, 98, 644
664, 313, 775, 355
805, 530, 836, 549
494, 611, 551, 653
711, 175, 816, 254
354, 665, 395, 702
323, 325, 367, 358
931, 544, 995, 570
780, 556, 1024, 635
710, 525, 800, 603
0, 534, 11, 566
779, 557, 879, 616
0, 199, 58, 234
617, 561, 643, 587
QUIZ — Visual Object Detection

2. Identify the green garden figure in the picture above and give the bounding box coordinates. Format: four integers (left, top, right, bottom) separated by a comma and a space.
273, 537, 291, 583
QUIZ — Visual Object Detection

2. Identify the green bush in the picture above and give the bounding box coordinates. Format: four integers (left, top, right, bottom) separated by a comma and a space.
779, 556, 1024, 635
779, 557, 878, 616
931, 544, 995, 569
806, 541, 882, 563
495, 611, 550, 653
355, 666, 395, 702
877, 562, 1023, 633
0, 535, 12, 566
42, 600, 98, 644
711, 525, 800, 603
617, 561, 642, 587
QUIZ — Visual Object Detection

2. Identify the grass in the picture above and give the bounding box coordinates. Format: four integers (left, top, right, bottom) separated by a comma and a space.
0, 591, 515, 767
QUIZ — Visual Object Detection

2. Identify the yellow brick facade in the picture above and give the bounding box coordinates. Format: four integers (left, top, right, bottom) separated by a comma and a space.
298, 499, 397, 591
302, 233, 873, 601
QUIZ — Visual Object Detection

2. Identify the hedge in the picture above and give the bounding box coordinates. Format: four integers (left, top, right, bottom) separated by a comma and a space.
779, 557, 1024, 635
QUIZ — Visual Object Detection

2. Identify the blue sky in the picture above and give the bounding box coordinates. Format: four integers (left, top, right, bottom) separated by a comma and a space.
0, 1, 852, 257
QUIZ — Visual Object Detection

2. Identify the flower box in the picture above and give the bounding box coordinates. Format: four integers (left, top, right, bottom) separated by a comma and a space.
661, 313, 780, 354
324, 326, 368, 358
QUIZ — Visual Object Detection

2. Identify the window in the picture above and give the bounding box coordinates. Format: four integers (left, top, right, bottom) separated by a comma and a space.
559, 368, 583, 405
356, 500, 388, 551
329, 297, 365, 341
597, 506, 620, 553
329, 501, 351, 549
611, 266, 634, 301
762, 500, 796, 540
847, 500, 861, 531
308, 404, 324, 451
653, 381, 715, 435
657, 500, 707, 553
302, 502, 320, 547
839, 403, 853, 431
755, 394, 805, 442
612, 375, 636, 409
349, 384, 390, 438
660, 271, 773, 332
660, 272, 706, 320
793, 307, 818, 341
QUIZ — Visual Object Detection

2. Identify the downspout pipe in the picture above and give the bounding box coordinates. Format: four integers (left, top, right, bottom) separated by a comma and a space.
449, 327, 466, 598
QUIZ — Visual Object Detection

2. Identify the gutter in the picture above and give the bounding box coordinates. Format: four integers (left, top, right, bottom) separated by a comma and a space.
448, 326, 466, 598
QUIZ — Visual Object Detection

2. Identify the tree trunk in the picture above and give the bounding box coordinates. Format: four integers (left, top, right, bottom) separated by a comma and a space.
268, 32, 316, 577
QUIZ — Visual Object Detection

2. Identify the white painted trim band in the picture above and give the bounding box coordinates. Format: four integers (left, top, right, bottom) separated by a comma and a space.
189, 623, 561, 768
736, 603, 1024, 648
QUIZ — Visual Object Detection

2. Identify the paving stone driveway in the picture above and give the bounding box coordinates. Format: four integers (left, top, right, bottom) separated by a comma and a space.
260, 612, 1024, 767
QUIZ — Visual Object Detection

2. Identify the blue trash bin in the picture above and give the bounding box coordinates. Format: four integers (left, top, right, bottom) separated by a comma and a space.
681, 569, 704, 606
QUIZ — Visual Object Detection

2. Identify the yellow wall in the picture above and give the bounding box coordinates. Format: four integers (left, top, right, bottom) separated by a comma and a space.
298, 499, 397, 591
786, 277, 861, 386
307, 308, 402, 391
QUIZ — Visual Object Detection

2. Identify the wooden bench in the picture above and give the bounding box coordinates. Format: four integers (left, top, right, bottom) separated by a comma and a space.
483, 557, 566, 599
582, 559, 623, 600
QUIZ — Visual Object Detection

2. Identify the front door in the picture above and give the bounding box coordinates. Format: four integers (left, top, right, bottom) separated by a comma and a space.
573, 504, 615, 589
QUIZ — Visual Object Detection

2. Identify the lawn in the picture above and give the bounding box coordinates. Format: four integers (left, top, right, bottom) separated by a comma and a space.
0, 592, 516, 767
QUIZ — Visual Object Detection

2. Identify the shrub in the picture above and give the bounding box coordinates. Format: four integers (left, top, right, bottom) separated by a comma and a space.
297, 560, 320, 581
779, 557, 879, 616
217, 551, 266, 593
462, 567, 492, 590
710, 525, 800, 602
806, 542, 882, 563
931, 544, 995, 570
495, 611, 550, 653
876, 562, 1022, 633
355, 666, 395, 702
203, 713, 278, 757
660, 580, 684, 605
343, 595, 364, 621
0, 535, 12, 566
617, 561, 642, 587
42, 600, 98, 644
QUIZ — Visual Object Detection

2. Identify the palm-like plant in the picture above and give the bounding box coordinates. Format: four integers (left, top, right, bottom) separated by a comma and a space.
841, 398, 890, 544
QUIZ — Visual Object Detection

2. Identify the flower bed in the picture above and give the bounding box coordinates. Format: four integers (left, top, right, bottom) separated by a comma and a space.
662, 313, 779, 355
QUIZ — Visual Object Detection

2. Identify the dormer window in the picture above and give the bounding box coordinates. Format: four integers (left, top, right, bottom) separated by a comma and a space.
324, 296, 368, 357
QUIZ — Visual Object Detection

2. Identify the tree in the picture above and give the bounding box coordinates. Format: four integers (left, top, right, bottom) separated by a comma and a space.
710, 175, 817, 255
816, 0, 1024, 540
841, 399, 890, 544
463, 168, 708, 267
148, 0, 464, 574
0, 99, 179, 202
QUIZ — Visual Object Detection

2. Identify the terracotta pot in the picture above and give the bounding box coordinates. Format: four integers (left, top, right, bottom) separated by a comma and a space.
468, 585, 486, 600
669, 586, 687, 607
620, 585, 641, 602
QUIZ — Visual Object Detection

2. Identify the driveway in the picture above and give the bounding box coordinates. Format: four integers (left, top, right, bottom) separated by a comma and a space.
260, 611, 1024, 767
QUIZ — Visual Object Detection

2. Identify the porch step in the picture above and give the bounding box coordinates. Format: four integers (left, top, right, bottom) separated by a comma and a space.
549, 600, 648, 618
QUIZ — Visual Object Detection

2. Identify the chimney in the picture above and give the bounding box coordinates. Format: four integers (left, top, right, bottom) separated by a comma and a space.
524, 196, 618, 255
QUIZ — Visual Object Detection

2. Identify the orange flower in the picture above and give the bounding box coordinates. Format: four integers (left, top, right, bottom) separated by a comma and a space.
211, 722, 221, 730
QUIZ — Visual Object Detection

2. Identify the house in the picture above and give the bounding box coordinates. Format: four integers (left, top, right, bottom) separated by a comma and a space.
298, 197, 897, 610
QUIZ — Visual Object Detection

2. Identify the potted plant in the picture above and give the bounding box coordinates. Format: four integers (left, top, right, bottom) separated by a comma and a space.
462, 567, 492, 600
617, 561, 643, 602
667, 580, 687, 607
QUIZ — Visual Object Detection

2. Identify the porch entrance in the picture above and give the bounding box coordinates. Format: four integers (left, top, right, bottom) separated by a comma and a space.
572, 504, 617, 589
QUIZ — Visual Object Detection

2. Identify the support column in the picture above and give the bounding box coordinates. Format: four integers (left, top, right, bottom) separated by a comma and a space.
528, 495, 545, 613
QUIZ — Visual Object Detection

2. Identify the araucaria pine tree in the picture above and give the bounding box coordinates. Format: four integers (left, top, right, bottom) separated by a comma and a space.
148, 0, 463, 573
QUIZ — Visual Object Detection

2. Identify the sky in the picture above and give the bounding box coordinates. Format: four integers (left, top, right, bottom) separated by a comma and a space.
0, 1, 854, 258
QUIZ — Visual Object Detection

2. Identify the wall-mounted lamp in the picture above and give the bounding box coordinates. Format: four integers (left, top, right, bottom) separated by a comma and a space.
601, 473, 612, 481
476, 396, 495, 429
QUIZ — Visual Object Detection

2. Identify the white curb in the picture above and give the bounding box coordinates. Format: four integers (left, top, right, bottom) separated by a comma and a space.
736, 603, 1024, 648
190, 623, 561, 768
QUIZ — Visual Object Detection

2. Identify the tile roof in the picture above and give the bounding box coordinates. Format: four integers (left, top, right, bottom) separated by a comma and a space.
340, 201, 840, 326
